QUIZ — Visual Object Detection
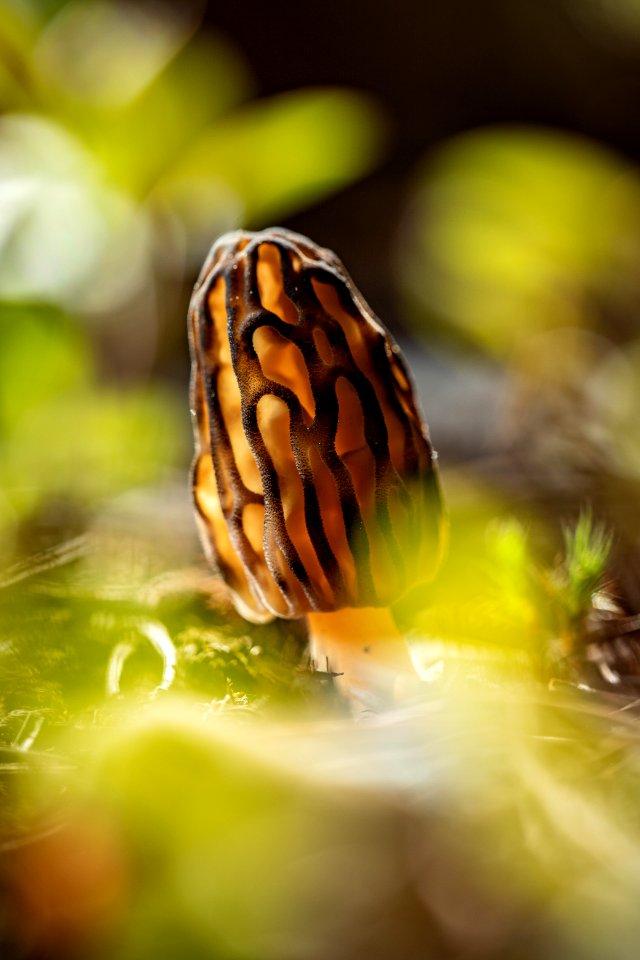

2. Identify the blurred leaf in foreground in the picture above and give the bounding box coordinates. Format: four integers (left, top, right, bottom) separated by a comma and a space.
6, 683, 640, 960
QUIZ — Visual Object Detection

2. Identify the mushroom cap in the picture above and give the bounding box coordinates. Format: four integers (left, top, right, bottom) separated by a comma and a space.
188, 227, 444, 623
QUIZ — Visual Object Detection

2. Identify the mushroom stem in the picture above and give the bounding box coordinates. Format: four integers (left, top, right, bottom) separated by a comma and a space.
307, 607, 419, 709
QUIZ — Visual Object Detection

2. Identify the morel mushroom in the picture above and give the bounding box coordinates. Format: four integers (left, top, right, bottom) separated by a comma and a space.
188, 228, 445, 705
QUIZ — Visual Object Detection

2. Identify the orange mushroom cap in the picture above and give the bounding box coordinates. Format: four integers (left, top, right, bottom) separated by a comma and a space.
188, 228, 444, 624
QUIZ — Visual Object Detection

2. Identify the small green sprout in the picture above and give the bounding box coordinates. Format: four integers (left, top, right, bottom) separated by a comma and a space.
560, 510, 613, 623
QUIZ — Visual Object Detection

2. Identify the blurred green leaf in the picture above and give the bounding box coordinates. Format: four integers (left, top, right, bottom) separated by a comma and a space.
484, 517, 533, 624
0, 2, 40, 110
70, 31, 252, 198
2, 386, 186, 524
34, 0, 202, 109
0, 113, 153, 310
400, 127, 640, 355
158, 87, 387, 232
0, 303, 90, 434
